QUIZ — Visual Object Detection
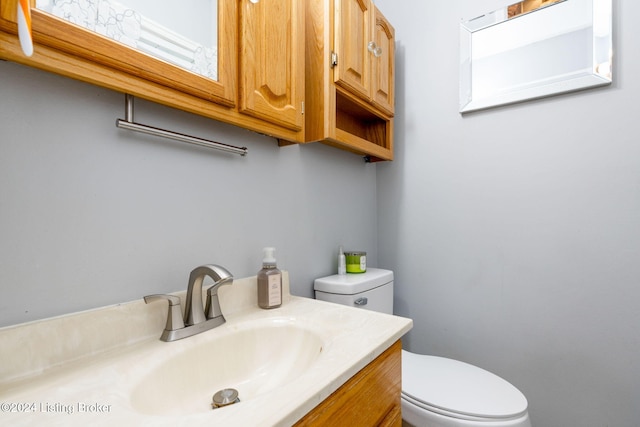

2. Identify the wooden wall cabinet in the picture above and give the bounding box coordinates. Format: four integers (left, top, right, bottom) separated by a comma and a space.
0, 0, 304, 143
304, 0, 395, 161
1, 0, 395, 160
294, 340, 402, 426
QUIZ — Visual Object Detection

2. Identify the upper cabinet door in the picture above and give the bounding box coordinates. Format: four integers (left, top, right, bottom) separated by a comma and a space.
371, 6, 394, 116
239, 0, 304, 131
0, 0, 238, 107
334, 0, 371, 101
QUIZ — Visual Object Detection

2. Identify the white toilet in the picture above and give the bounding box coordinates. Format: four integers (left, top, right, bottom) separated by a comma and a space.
314, 268, 532, 427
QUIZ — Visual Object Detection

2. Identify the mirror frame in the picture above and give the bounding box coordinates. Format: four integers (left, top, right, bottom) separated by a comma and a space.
459, 0, 612, 113
0, 0, 236, 106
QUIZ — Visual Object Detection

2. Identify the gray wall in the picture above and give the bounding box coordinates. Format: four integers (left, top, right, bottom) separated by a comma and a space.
376, 0, 639, 426
0, 60, 378, 326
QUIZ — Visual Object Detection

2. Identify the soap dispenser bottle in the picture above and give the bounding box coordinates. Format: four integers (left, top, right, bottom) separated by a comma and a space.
257, 247, 282, 309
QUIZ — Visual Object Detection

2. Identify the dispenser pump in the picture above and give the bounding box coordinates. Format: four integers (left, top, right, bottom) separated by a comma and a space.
262, 247, 277, 266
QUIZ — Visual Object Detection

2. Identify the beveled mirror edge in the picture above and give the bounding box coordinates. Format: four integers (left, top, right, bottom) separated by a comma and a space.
460, 73, 611, 113
459, 0, 613, 114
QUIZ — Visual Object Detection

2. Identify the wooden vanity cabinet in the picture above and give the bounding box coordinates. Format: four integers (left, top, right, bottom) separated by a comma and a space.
303, 0, 395, 161
0, 0, 304, 143
294, 340, 403, 427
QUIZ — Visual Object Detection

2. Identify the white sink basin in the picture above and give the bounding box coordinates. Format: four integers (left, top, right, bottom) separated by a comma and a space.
130, 321, 324, 416
0, 273, 412, 427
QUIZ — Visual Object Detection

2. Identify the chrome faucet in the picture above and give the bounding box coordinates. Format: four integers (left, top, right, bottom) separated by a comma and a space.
144, 264, 233, 342
184, 264, 233, 326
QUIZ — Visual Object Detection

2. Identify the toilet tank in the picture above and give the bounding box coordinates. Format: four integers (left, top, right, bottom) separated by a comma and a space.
314, 268, 394, 315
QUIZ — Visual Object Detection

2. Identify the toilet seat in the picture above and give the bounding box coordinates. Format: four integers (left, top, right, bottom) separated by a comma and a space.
401, 350, 529, 421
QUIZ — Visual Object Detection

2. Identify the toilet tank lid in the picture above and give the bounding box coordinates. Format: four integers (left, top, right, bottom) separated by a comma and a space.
314, 268, 393, 295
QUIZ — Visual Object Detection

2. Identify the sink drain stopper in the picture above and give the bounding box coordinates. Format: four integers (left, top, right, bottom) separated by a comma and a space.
212, 388, 240, 409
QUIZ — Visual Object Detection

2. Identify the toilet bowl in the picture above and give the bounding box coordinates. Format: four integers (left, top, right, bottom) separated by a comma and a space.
401, 351, 530, 427
314, 269, 532, 427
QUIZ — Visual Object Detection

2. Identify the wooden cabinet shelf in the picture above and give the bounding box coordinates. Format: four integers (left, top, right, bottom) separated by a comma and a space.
334, 89, 393, 160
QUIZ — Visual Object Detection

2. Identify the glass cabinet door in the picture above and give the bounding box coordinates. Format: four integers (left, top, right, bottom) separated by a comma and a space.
0, 0, 237, 106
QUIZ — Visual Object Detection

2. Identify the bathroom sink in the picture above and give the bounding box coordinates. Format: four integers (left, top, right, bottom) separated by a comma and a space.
0, 273, 412, 426
130, 321, 324, 416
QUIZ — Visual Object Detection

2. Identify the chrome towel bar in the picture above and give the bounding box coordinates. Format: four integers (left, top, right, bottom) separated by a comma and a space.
116, 94, 247, 156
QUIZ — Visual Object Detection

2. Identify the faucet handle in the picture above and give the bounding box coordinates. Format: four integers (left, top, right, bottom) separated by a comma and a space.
144, 294, 186, 338
144, 294, 180, 306
205, 277, 233, 320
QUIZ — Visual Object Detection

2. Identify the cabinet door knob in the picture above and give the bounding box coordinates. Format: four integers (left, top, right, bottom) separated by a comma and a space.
367, 41, 383, 58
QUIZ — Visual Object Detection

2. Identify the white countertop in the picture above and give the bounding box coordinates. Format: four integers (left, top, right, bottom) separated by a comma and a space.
0, 272, 412, 426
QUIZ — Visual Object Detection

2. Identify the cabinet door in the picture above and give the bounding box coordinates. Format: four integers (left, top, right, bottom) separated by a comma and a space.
239, 0, 304, 131
371, 6, 394, 115
0, 0, 237, 107
293, 340, 402, 426
334, 0, 371, 101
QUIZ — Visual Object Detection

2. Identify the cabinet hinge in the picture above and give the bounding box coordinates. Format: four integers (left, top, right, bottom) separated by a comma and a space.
331, 51, 338, 68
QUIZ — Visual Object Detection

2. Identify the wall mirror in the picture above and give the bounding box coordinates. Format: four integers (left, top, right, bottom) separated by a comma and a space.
459, 0, 612, 113
36, 0, 219, 81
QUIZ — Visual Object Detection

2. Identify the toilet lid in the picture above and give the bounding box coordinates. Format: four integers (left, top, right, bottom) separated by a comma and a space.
401, 351, 528, 420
